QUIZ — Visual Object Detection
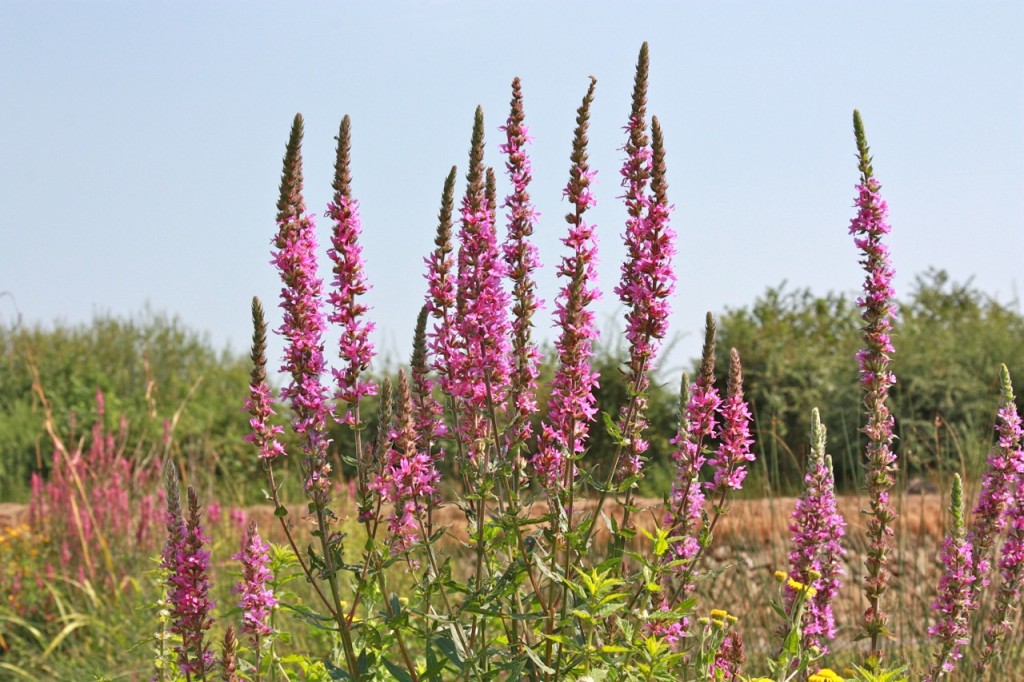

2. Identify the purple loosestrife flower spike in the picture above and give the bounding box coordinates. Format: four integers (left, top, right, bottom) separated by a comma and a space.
233, 520, 277, 644
218, 626, 239, 682
926, 474, 974, 681
966, 364, 1024, 597
371, 370, 441, 552
786, 408, 846, 653
664, 315, 721, 599
850, 110, 898, 651
424, 167, 459, 399
272, 114, 333, 506
691, 313, 724, 444
163, 459, 185, 556
615, 44, 677, 480
976, 365, 1024, 673
500, 77, 543, 447
533, 77, 601, 490
163, 479, 216, 679
410, 305, 447, 449
706, 348, 755, 495
666, 375, 703, 572
327, 115, 377, 423
712, 630, 746, 680
453, 107, 513, 463
246, 297, 285, 461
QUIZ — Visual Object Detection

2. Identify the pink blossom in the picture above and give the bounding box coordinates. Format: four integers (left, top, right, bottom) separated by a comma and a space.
371, 371, 440, 552
927, 474, 974, 680
423, 168, 459, 401
272, 115, 334, 506
326, 116, 377, 422
705, 349, 754, 495
666, 320, 721, 578
162, 471, 215, 678
233, 520, 277, 642
786, 408, 846, 652
614, 44, 676, 480
976, 366, 1024, 671
500, 77, 543, 446
451, 108, 513, 463
533, 78, 601, 489
850, 111, 898, 645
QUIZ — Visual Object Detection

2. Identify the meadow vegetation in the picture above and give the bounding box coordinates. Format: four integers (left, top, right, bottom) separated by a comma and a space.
1, 43, 1023, 682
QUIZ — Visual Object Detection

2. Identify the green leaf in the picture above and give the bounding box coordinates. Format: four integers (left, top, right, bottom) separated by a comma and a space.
524, 645, 555, 675
602, 411, 626, 445
435, 633, 465, 671
381, 658, 414, 682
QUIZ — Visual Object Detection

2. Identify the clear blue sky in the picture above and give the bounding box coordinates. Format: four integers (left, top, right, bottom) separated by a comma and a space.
3, 1, 1021, 378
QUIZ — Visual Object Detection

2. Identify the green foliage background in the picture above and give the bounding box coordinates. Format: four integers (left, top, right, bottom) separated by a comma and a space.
716, 269, 1024, 493
0, 311, 254, 502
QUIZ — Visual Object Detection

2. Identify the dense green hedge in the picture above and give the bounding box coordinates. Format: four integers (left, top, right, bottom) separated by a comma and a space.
715, 269, 1024, 493
0, 312, 255, 501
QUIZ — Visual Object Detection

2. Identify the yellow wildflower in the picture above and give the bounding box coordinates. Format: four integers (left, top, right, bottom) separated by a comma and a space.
808, 668, 844, 682
787, 577, 818, 597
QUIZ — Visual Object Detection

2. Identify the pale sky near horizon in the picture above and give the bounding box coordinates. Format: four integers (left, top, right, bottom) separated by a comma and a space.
2, 1, 1022, 380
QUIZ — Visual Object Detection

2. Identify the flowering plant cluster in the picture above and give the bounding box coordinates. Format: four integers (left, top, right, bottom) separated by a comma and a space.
148, 45, 1024, 682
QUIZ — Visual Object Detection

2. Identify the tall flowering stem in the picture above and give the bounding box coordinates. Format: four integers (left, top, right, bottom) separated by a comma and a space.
664, 314, 722, 598
705, 348, 755, 497
271, 114, 358, 679
786, 408, 846, 653
533, 77, 600, 493
371, 369, 441, 553
541, 76, 601, 679
976, 365, 1024, 674
500, 77, 543, 452
326, 115, 377, 426
615, 42, 676, 483
272, 114, 333, 508
424, 167, 460, 403
245, 297, 285, 462
233, 520, 276, 678
453, 107, 512, 467
162, 463, 215, 681
410, 306, 447, 455
850, 110, 898, 655
660, 342, 755, 613
246, 294, 335, 619
926, 474, 975, 681
966, 363, 1024, 598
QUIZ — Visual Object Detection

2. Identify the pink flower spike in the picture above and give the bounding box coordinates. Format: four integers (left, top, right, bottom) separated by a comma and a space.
975, 366, 1024, 673
534, 77, 601, 490
370, 370, 440, 552
423, 167, 459, 400
233, 520, 277, 644
850, 110, 898, 650
245, 297, 286, 462
326, 115, 377, 421
272, 114, 334, 506
451, 107, 513, 464
926, 474, 974, 681
500, 77, 543, 447
162, 466, 215, 678
705, 348, 755, 496
786, 408, 846, 652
